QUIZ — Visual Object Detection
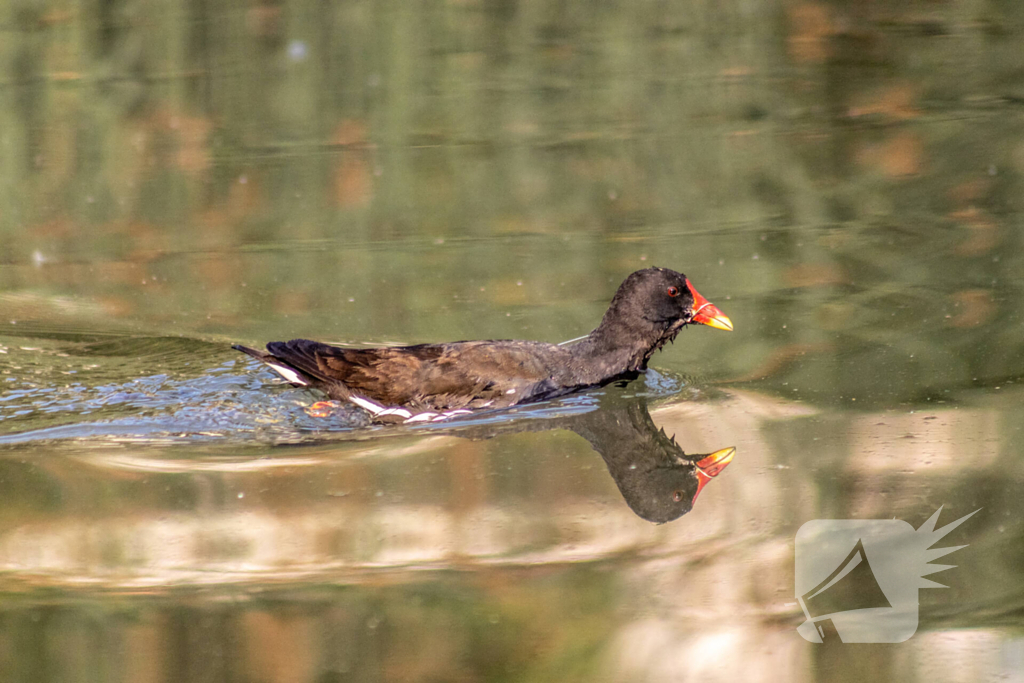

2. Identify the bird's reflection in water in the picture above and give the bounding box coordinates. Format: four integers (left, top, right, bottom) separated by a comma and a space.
455, 396, 736, 524
568, 399, 735, 524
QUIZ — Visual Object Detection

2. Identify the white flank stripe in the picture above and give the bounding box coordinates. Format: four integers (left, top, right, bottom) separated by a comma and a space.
403, 412, 438, 423
348, 395, 386, 415
268, 363, 309, 386
347, 395, 474, 423
377, 406, 413, 419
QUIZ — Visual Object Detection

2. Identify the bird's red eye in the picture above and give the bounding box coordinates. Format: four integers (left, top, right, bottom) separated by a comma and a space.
667, 286, 680, 297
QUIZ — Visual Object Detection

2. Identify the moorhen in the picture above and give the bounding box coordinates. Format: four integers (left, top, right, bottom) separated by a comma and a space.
233, 267, 732, 423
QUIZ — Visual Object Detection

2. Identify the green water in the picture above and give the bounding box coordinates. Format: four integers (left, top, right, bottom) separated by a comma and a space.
1, 0, 1024, 681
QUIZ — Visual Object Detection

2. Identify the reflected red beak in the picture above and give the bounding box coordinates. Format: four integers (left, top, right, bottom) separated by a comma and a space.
686, 279, 734, 331
692, 446, 736, 501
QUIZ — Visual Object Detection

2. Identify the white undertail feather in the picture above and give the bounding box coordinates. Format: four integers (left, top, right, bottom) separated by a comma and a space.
267, 363, 309, 386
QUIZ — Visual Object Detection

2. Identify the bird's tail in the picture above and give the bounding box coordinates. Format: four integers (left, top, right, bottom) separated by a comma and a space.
232, 343, 313, 387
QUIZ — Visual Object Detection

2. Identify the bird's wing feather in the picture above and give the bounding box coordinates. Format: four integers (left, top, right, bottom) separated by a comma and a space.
263, 339, 571, 411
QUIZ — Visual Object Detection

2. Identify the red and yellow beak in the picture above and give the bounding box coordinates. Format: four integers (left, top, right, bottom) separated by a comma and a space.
693, 446, 736, 501
686, 279, 734, 331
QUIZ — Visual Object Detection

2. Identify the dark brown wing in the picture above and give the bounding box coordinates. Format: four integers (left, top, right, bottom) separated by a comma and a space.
254, 339, 573, 411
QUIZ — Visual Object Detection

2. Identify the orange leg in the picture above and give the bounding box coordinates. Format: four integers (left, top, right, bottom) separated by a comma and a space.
306, 400, 341, 418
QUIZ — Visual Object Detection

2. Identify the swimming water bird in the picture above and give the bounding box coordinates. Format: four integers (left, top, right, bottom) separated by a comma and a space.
233, 267, 733, 423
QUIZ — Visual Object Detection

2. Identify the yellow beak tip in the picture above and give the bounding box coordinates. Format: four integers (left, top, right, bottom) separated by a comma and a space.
695, 446, 737, 476
705, 315, 734, 332
710, 446, 737, 466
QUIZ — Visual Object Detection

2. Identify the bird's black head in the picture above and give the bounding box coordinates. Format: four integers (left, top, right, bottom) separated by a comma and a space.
604, 267, 733, 337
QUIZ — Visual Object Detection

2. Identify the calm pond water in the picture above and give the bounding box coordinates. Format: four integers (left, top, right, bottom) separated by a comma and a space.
2, 0, 1024, 681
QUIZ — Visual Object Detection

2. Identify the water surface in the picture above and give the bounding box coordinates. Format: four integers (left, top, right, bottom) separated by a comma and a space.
2, 0, 1024, 681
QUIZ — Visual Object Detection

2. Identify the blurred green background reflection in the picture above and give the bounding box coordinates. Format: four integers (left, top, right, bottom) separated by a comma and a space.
1, 0, 1024, 680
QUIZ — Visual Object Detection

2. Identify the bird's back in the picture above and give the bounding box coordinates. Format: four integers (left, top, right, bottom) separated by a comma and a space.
261, 338, 577, 411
